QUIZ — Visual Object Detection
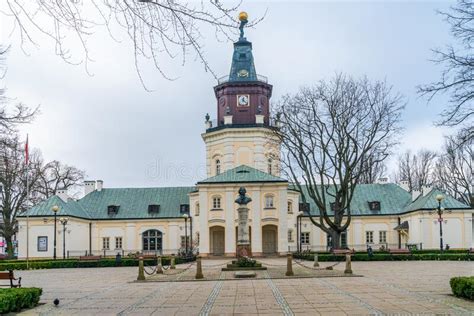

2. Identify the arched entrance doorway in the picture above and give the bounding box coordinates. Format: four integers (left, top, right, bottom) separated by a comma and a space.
262, 225, 278, 255
142, 229, 163, 255
210, 226, 225, 255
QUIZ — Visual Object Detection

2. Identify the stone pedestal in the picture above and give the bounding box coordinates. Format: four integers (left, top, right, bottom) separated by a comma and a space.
237, 206, 252, 257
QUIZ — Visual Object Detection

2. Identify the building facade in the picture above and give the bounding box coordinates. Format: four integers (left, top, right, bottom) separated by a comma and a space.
17, 24, 474, 259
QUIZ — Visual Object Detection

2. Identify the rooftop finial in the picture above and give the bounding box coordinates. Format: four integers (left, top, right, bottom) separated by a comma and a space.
238, 11, 248, 40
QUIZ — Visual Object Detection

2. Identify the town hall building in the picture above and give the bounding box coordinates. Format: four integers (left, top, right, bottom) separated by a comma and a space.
17, 17, 474, 259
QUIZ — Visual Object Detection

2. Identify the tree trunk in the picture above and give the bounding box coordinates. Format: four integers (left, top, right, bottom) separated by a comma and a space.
5, 233, 14, 259
329, 230, 341, 250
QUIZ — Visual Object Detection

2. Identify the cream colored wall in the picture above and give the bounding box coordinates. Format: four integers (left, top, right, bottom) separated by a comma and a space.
196, 182, 289, 256
202, 127, 281, 177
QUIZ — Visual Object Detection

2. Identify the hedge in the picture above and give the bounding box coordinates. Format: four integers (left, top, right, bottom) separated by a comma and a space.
0, 288, 42, 314
0, 256, 195, 271
450, 277, 474, 301
294, 252, 471, 261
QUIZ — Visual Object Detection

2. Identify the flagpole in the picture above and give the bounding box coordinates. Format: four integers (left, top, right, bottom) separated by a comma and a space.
25, 134, 29, 270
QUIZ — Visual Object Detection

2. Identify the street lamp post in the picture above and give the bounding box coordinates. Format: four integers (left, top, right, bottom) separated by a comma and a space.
297, 211, 303, 253
59, 217, 68, 259
435, 194, 445, 251
51, 205, 59, 260
183, 213, 189, 255
189, 215, 193, 255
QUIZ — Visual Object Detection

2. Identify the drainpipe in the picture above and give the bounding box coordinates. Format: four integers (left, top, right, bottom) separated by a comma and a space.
397, 217, 401, 249
89, 222, 92, 255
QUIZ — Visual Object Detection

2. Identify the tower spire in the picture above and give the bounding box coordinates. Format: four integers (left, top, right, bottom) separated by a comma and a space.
229, 12, 257, 82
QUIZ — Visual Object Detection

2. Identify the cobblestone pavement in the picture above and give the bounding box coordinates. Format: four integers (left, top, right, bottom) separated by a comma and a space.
17, 259, 474, 315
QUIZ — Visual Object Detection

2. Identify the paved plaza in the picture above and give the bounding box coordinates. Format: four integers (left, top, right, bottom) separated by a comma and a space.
17, 259, 474, 315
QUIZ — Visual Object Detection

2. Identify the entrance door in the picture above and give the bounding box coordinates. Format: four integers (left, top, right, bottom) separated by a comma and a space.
262, 225, 277, 254
210, 227, 225, 255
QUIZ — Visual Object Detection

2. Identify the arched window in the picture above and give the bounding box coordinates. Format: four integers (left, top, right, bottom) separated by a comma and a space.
216, 159, 221, 175
287, 201, 293, 214
195, 202, 200, 216
265, 195, 274, 208
267, 158, 273, 175
142, 229, 163, 253
212, 196, 222, 209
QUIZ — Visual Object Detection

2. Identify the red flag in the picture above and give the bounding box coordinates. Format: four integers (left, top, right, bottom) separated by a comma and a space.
25, 134, 29, 166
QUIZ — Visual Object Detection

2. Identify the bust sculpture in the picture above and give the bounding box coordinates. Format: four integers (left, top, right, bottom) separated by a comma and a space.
235, 187, 252, 205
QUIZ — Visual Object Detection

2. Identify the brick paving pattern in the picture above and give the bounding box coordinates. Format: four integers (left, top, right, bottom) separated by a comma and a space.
17, 259, 474, 315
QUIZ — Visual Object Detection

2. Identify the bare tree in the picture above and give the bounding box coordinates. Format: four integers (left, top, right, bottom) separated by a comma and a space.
434, 133, 473, 206
0, 136, 85, 257
356, 151, 388, 184
272, 74, 404, 248
418, 0, 474, 142
0, 47, 37, 134
33, 160, 85, 202
0, 137, 42, 257
395, 150, 437, 192
1, 1, 262, 89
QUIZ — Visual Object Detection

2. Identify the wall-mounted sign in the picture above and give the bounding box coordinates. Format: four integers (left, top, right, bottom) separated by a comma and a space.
37, 236, 48, 252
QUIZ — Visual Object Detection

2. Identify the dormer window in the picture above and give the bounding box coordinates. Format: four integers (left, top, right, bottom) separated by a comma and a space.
180, 204, 190, 214
299, 202, 310, 214
368, 201, 381, 211
107, 205, 119, 215
148, 204, 160, 214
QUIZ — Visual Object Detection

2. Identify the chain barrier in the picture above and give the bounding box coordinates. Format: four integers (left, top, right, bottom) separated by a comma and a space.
168, 261, 196, 276
257, 260, 288, 267
293, 257, 343, 270
144, 265, 158, 275
201, 260, 233, 268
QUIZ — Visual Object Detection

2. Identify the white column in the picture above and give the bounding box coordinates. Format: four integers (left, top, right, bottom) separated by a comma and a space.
277, 187, 288, 254
198, 188, 210, 255
250, 188, 262, 255
168, 223, 180, 253
225, 189, 236, 256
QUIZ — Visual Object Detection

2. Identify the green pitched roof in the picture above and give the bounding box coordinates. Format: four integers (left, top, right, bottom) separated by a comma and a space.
197, 165, 287, 184
403, 188, 471, 212
19, 195, 90, 219
19, 187, 195, 220
296, 183, 413, 216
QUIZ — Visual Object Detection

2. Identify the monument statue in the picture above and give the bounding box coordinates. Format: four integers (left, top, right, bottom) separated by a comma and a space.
235, 187, 252, 257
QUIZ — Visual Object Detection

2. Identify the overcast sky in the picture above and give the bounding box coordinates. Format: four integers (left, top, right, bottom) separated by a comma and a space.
1, 1, 456, 189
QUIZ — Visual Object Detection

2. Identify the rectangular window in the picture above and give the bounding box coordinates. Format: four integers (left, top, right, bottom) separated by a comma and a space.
115, 237, 123, 249
288, 230, 293, 242
287, 201, 293, 214
180, 236, 190, 249
212, 197, 221, 209
366, 231, 374, 244
379, 231, 387, 244
300, 232, 310, 245
265, 195, 274, 208
37, 236, 48, 252
341, 231, 347, 248
102, 237, 110, 250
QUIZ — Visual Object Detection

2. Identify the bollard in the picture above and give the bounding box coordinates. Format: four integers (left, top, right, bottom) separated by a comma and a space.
137, 256, 145, 281
195, 256, 204, 279
344, 253, 353, 274
285, 253, 294, 276
313, 253, 319, 267
170, 254, 176, 269
156, 256, 164, 274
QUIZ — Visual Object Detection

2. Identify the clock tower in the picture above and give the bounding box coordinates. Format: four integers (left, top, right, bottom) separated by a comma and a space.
213, 12, 273, 127
202, 12, 281, 177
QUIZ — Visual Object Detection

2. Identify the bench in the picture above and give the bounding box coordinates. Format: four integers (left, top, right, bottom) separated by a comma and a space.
388, 249, 411, 258
332, 249, 354, 256
0, 270, 21, 288
79, 255, 101, 261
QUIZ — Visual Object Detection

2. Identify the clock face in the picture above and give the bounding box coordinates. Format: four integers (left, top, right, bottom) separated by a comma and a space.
238, 69, 249, 78
237, 94, 249, 106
